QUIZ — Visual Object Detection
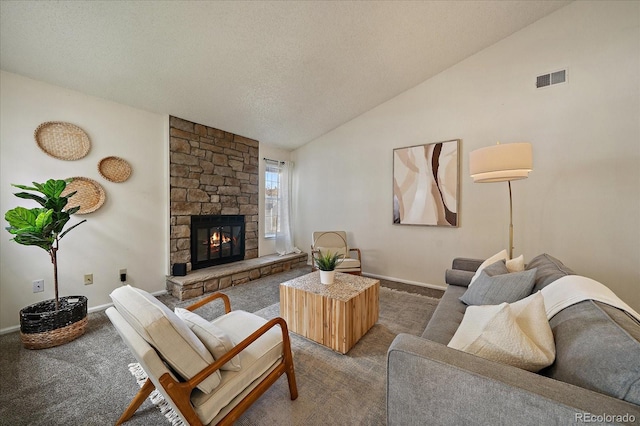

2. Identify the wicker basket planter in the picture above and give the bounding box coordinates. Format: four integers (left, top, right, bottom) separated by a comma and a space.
19, 296, 88, 350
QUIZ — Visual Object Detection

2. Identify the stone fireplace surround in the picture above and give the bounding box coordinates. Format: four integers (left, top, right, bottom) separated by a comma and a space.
169, 116, 259, 270
167, 116, 307, 300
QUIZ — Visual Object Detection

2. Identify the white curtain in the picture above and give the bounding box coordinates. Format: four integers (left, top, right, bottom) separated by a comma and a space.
276, 161, 300, 255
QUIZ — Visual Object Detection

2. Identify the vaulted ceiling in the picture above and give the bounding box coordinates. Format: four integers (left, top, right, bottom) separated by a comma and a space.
0, 1, 571, 149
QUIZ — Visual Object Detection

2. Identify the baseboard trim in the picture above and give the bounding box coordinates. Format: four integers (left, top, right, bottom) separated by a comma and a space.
0, 289, 169, 335
363, 272, 446, 291
0, 325, 19, 335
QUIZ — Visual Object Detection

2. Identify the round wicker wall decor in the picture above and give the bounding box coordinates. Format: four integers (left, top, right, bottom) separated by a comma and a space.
61, 177, 106, 214
98, 156, 132, 182
34, 122, 91, 160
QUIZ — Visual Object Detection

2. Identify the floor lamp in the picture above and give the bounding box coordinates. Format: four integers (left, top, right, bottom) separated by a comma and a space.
469, 142, 533, 259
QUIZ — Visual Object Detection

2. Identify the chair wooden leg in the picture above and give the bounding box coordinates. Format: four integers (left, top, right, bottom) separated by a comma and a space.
116, 378, 155, 425
286, 359, 298, 400
281, 334, 298, 400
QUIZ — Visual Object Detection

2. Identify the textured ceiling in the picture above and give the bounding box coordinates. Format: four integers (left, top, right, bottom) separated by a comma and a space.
0, 1, 571, 149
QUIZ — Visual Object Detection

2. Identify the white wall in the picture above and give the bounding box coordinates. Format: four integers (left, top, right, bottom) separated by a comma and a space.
258, 144, 292, 256
292, 1, 640, 310
0, 71, 168, 331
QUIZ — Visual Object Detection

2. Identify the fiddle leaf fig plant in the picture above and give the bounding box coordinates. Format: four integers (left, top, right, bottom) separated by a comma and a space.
5, 179, 86, 309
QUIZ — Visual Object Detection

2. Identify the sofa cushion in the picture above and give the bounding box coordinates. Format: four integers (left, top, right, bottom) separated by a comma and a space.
422, 284, 467, 345
469, 249, 509, 286
483, 259, 509, 276
459, 268, 537, 306
506, 254, 525, 272
174, 307, 242, 371
110, 285, 220, 393
541, 300, 640, 405
448, 292, 555, 372
526, 253, 574, 292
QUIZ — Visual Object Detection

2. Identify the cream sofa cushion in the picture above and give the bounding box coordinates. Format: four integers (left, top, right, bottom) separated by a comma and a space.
448, 292, 555, 372
110, 285, 220, 393
506, 254, 525, 272
175, 307, 242, 371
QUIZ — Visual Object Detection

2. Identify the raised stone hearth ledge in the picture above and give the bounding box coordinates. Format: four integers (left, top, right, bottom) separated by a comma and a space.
166, 252, 308, 300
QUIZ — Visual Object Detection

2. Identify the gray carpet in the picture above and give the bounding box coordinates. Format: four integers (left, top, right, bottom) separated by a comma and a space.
0, 268, 441, 425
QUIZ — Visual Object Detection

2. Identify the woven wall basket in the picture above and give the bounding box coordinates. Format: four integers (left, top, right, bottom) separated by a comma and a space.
61, 177, 106, 214
98, 156, 132, 182
19, 296, 88, 350
34, 122, 91, 160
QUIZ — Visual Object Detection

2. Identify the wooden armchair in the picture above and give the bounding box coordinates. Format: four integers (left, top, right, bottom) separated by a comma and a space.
311, 231, 362, 275
106, 286, 297, 426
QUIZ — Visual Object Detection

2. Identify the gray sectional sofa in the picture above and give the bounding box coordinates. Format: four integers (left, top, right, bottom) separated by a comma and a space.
387, 254, 640, 425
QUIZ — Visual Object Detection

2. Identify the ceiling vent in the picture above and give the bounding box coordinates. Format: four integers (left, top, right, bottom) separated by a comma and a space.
536, 69, 566, 88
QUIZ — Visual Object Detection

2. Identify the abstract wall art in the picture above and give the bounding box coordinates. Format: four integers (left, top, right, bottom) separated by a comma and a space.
393, 139, 459, 226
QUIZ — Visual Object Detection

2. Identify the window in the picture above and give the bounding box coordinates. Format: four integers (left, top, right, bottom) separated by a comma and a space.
264, 162, 280, 238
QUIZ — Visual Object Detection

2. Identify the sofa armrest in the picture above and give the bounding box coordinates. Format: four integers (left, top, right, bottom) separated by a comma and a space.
445, 257, 483, 287
444, 269, 475, 287
452, 257, 483, 272
387, 334, 640, 425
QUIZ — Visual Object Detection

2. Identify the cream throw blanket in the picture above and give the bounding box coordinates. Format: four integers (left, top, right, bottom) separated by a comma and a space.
540, 275, 640, 322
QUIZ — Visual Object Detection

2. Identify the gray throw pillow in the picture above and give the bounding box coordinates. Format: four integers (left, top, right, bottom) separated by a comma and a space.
482, 259, 509, 276
460, 267, 538, 306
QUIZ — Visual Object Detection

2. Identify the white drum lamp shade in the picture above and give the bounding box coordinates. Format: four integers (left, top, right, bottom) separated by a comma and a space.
470, 142, 533, 183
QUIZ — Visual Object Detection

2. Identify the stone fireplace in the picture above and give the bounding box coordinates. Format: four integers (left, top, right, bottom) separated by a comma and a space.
166, 116, 308, 300
169, 116, 259, 272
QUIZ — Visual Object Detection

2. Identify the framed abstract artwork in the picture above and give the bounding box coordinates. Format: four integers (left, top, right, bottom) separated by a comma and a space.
393, 139, 459, 226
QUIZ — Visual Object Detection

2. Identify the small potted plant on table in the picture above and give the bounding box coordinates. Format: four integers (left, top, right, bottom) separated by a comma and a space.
313, 250, 344, 285
4, 179, 88, 349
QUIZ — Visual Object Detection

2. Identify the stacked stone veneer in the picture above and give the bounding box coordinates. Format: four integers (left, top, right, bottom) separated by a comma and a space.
169, 116, 259, 271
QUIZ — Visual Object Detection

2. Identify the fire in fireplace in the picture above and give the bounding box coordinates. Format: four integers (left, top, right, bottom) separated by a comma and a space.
191, 215, 245, 270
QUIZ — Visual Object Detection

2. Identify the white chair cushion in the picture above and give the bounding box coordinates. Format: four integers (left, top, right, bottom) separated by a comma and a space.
336, 257, 361, 269
110, 285, 221, 393
174, 308, 242, 371
191, 310, 284, 424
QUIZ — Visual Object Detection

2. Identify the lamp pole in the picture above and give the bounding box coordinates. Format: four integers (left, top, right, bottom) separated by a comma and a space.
508, 180, 513, 260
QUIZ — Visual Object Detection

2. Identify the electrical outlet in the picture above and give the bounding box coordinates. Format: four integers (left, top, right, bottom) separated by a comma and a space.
119, 268, 127, 282
84, 274, 93, 285
33, 279, 44, 293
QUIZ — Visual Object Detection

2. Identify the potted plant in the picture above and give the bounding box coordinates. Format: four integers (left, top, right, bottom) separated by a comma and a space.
4, 178, 88, 349
314, 250, 344, 285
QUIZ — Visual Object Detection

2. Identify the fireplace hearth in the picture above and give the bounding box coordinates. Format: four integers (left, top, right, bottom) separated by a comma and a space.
191, 215, 245, 270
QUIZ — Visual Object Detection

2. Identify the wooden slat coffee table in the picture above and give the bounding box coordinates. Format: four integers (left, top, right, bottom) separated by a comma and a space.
280, 272, 379, 354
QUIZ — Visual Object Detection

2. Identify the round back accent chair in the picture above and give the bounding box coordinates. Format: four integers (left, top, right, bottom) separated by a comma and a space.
311, 231, 362, 275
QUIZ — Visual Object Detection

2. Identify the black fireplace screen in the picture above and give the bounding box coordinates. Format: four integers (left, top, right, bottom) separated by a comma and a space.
191, 215, 245, 270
